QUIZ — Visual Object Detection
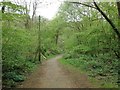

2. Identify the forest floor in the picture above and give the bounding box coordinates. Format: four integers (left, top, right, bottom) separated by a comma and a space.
18, 55, 96, 88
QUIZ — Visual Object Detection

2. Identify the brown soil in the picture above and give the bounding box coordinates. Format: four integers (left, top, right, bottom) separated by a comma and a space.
18, 55, 96, 88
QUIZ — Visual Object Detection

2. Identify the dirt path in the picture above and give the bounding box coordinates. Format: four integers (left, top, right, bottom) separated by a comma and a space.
18, 55, 95, 88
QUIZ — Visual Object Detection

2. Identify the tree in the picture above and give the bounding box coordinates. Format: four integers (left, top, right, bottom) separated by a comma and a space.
70, 1, 120, 40
117, 1, 120, 19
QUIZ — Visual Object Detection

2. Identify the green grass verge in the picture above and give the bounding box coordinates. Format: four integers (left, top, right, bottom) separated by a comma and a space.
58, 57, 118, 88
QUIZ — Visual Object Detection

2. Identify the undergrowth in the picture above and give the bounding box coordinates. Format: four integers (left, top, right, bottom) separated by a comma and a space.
59, 54, 118, 88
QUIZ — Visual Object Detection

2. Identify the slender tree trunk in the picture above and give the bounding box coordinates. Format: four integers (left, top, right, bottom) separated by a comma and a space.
117, 2, 120, 19
93, 2, 120, 40
38, 15, 41, 62
117, 1, 120, 87
55, 30, 59, 45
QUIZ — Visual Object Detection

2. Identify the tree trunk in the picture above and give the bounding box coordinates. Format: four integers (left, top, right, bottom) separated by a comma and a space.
93, 2, 120, 40
38, 15, 41, 62
117, 1, 120, 19
55, 30, 59, 45
117, 1, 120, 87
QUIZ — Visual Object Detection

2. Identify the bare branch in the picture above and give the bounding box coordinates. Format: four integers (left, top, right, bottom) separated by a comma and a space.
69, 2, 97, 10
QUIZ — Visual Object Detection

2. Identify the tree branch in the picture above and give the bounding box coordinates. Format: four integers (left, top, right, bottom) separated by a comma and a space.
69, 2, 97, 10
93, 2, 120, 40
69, 1, 120, 40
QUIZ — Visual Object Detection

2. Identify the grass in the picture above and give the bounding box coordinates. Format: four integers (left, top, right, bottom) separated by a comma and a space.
59, 57, 118, 88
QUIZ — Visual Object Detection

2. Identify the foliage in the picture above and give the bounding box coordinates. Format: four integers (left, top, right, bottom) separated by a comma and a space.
58, 2, 119, 88
1, 1, 44, 87
60, 54, 118, 88
1, 1, 119, 88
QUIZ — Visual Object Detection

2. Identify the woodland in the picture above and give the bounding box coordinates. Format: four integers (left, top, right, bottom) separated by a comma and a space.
1, 0, 120, 88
